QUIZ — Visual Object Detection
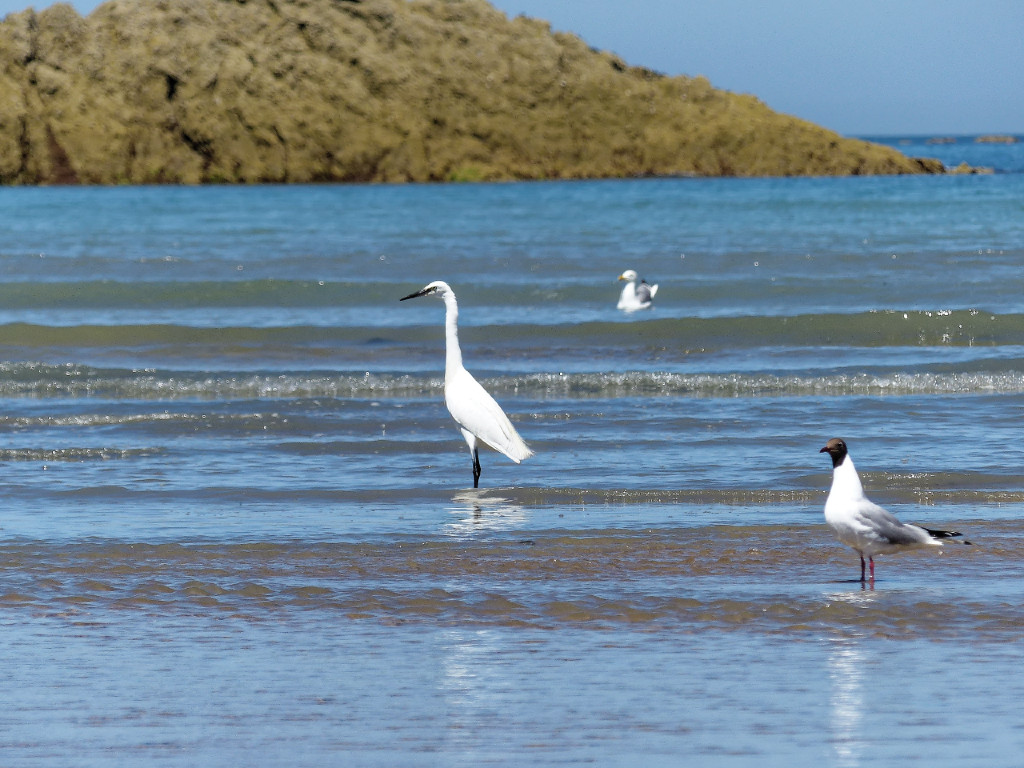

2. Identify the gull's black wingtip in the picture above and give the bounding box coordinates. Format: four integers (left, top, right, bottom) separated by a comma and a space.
923, 526, 972, 545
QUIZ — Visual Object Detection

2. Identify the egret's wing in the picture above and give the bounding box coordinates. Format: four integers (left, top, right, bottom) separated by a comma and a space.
445, 368, 533, 462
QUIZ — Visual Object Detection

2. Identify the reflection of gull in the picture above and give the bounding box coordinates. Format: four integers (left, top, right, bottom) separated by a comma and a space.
617, 269, 658, 311
445, 490, 528, 537
820, 438, 969, 582
824, 587, 878, 607
828, 638, 866, 768
401, 280, 533, 488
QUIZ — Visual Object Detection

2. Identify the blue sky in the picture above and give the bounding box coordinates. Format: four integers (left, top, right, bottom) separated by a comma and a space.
3, 0, 1021, 136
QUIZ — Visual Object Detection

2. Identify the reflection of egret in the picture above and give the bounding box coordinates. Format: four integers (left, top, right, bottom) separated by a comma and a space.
617, 269, 658, 311
820, 438, 969, 582
440, 628, 508, 756
401, 280, 533, 488
828, 638, 867, 768
446, 490, 528, 537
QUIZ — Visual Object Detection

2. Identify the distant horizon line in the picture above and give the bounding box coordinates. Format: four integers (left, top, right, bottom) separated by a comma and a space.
854, 132, 1021, 140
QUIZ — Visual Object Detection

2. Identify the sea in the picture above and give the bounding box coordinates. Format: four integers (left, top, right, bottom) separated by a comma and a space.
1, 135, 1023, 766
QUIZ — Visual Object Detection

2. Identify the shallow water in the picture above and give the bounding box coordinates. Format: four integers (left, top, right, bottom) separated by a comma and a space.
2, 168, 1024, 764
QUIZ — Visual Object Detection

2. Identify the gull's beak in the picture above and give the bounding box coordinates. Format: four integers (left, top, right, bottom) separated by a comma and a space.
819, 445, 829, 453
617, 274, 627, 281
400, 288, 429, 301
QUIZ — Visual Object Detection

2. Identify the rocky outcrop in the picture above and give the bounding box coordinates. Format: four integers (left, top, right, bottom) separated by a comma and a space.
0, 0, 945, 185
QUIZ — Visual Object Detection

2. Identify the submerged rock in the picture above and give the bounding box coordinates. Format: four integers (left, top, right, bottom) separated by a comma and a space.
0, 0, 947, 185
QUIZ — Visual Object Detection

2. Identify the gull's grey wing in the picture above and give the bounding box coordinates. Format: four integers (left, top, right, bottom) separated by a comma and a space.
856, 500, 930, 546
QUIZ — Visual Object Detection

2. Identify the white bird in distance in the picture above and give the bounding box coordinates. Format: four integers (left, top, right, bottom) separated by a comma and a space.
617, 269, 658, 311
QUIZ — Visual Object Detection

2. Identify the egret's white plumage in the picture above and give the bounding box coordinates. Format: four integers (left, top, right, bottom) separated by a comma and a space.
400, 280, 533, 487
820, 438, 968, 582
617, 269, 658, 311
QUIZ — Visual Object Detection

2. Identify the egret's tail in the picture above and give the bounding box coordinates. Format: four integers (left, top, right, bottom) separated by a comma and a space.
500, 425, 534, 464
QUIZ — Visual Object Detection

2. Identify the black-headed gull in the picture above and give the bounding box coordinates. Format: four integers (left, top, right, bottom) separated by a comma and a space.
820, 437, 968, 581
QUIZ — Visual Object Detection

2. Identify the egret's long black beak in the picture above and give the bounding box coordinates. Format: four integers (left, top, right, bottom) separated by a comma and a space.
400, 288, 429, 301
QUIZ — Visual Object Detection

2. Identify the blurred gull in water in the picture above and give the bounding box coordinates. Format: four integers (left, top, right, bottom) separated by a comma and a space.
401, 280, 533, 488
617, 269, 658, 311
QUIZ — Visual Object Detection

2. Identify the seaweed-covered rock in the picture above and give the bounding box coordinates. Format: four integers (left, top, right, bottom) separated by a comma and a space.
0, 0, 945, 184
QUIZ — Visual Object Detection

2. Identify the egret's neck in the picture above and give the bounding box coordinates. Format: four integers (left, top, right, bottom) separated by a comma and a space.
830, 456, 865, 500
442, 291, 463, 374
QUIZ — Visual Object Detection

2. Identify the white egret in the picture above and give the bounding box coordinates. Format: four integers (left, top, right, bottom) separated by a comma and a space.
617, 269, 658, 311
820, 438, 969, 582
400, 280, 533, 487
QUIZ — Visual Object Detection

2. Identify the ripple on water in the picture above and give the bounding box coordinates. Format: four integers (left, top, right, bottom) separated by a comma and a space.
0, 519, 1016, 639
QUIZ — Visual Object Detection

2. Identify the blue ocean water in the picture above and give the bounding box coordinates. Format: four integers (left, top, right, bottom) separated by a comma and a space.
2, 153, 1024, 765
868, 133, 1024, 174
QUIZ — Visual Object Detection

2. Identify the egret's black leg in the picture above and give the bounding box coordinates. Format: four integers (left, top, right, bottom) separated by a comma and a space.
472, 449, 481, 488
